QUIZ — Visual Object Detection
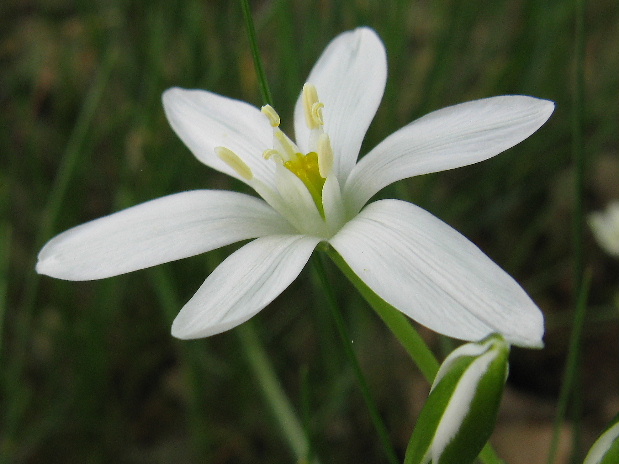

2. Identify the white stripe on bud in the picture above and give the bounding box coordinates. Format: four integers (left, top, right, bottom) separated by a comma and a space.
405, 334, 510, 464
584, 416, 619, 464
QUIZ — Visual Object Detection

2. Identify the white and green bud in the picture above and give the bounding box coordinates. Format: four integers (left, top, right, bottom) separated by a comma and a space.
584, 414, 619, 464
405, 334, 510, 464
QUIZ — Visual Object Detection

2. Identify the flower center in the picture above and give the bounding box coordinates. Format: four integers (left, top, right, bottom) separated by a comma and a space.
283, 151, 325, 214
216, 84, 334, 221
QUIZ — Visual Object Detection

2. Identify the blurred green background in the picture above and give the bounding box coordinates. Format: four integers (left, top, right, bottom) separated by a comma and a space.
2, 0, 618, 462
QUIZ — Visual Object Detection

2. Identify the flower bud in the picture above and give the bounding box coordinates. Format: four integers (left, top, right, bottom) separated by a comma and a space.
584, 414, 619, 464
588, 201, 619, 257
405, 334, 510, 464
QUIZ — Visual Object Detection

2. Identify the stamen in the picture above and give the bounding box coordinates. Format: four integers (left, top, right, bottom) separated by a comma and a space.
215, 146, 253, 181
274, 129, 300, 161
317, 133, 333, 178
303, 84, 324, 129
263, 149, 283, 163
261, 105, 280, 127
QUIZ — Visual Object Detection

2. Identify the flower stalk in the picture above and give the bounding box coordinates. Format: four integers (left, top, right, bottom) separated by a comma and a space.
312, 253, 399, 464
240, 0, 273, 106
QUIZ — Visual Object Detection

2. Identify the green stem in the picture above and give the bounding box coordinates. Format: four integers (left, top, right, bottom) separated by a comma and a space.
322, 244, 504, 464
313, 254, 400, 464
322, 244, 439, 381
547, 0, 588, 461
240, 0, 273, 107
1, 50, 117, 458
546, 271, 591, 464
148, 268, 213, 457
0, 223, 10, 362
238, 5, 319, 462
149, 265, 317, 463
236, 323, 318, 464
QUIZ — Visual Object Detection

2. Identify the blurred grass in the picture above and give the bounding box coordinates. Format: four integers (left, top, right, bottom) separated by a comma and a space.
2, 0, 619, 462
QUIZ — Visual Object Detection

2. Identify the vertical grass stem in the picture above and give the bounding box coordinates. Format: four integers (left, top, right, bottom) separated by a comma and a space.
241, 0, 274, 107
313, 254, 400, 464
548, 1, 588, 461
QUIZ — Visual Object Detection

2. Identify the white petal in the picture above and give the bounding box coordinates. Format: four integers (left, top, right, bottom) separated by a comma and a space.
37, 190, 294, 280
171, 234, 320, 339
329, 199, 544, 347
345, 96, 555, 212
294, 27, 387, 183
162, 87, 275, 187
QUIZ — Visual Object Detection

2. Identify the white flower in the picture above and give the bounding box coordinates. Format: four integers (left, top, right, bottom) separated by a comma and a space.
37, 28, 554, 346
588, 201, 619, 257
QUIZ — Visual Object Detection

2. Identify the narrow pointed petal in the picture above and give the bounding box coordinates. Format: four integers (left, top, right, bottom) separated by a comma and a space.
171, 235, 321, 339
163, 87, 275, 187
329, 199, 544, 347
37, 191, 294, 281
345, 96, 555, 212
294, 27, 387, 183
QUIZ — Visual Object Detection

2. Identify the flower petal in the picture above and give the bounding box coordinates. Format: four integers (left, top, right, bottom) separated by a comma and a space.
329, 199, 544, 347
345, 96, 555, 212
171, 234, 320, 339
37, 190, 294, 280
294, 27, 387, 183
162, 87, 275, 187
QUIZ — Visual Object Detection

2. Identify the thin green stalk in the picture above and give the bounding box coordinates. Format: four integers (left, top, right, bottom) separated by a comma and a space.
1, 50, 117, 458
546, 271, 592, 464
322, 244, 504, 464
0, 222, 10, 361
149, 265, 317, 462
240, 0, 273, 107
322, 244, 439, 381
546, 0, 588, 461
237, 323, 318, 464
313, 253, 399, 464
238, 5, 322, 462
571, 0, 586, 302
148, 267, 213, 458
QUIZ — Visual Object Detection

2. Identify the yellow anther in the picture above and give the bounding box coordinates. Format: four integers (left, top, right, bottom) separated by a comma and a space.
261, 105, 280, 127
317, 133, 333, 178
215, 146, 253, 181
303, 83, 324, 129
